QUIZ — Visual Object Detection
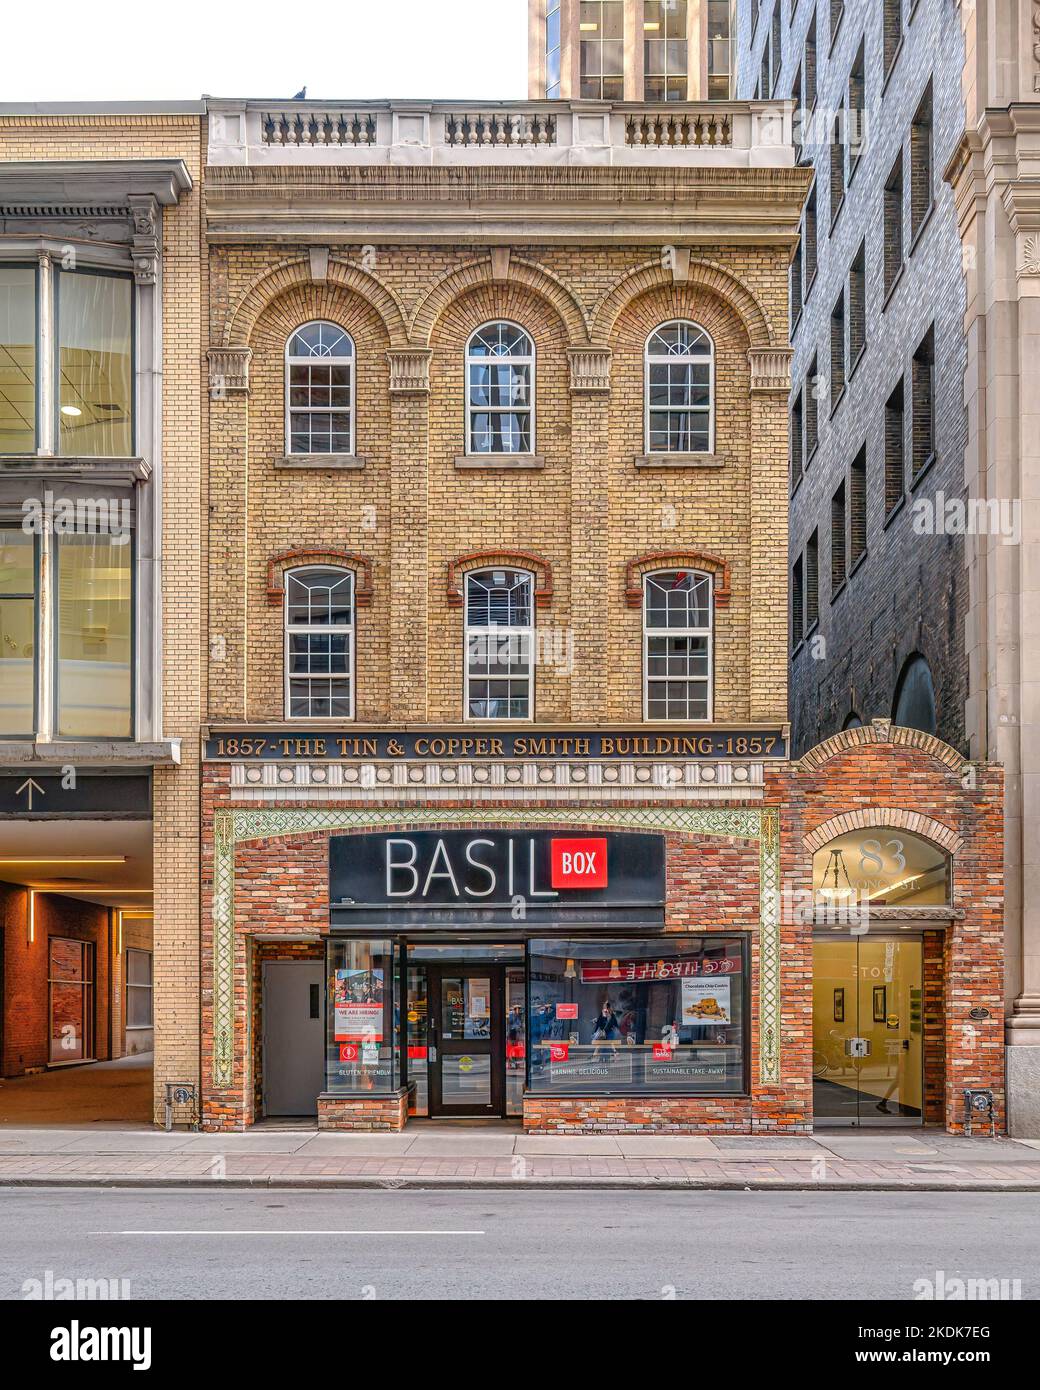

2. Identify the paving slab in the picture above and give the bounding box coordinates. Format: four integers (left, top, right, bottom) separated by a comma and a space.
294, 1134, 417, 1157
813, 1135, 941, 1158
404, 1134, 518, 1157
515, 1135, 622, 1156
58, 1133, 196, 1154
175, 1134, 318, 1155
615, 1137, 719, 1158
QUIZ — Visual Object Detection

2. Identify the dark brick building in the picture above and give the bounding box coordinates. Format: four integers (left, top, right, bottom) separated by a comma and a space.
737, 0, 968, 756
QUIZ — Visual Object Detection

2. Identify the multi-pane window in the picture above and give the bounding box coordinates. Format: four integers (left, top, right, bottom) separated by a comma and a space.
792, 553, 804, 648
806, 354, 820, 461
0, 526, 36, 735
286, 321, 354, 456
791, 386, 804, 488
466, 322, 534, 455
58, 271, 133, 457
56, 532, 133, 738
805, 529, 819, 628
707, 0, 733, 99
0, 266, 36, 453
579, 1, 624, 100
829, 0, 843, 44
545, 0, 562, 98
0, 264, 133, 457
643, 570, 713, 721
285, 567, 354, 719
644, 0, 688, 102
848, 41, 865, 174
804, 10, 818, 108
126, 949, 154, 1029
645, 321, 714, 454
770, 2, 782, 92
830, 115, 845, 223
465, 569, 533, 720
804, 182, 818, 290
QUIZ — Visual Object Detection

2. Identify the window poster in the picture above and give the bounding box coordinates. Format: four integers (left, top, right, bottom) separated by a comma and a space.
334, 968, 384, 1042
680, 977, 732, 1026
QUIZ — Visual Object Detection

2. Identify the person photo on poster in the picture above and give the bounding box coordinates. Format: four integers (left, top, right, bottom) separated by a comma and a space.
334, 968, 384, 1042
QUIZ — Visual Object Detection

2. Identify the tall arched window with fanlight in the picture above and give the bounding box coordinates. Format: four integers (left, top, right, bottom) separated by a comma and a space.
645, 320, 715, 455
466, 322, 534, 455
284, 567, 354, 719
285, 321, 355, 456
465, 568, 534, 719
643, 569, 713, 720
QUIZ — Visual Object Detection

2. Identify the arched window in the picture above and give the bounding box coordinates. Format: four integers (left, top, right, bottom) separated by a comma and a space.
465, 568, 533, 719
843, 711, 863, 730
892, 654, 936, 735
284, 567, 354, 719
813, 828, 950, 907
466, 322, 534, 455
645, 320, 715, 454
285, 321, 355, 456
643, 569, 713, 720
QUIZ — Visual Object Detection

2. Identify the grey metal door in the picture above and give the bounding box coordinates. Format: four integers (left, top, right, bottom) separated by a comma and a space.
263, 961, 325, 1117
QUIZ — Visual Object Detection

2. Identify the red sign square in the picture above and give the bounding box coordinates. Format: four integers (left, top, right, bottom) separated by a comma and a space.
548, 1043, 570, 1062
339, 1043, 359, 1062
550, 838, 608, 889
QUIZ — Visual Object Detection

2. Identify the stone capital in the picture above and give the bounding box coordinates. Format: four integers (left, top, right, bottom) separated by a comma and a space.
207, 346, 253, 396
568, 346, 612, 393
387, 348, 433, 394
748, 347, 793, 394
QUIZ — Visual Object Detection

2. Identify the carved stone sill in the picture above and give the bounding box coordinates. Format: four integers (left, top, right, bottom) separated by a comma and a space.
633, 453, 725, 469
454, 455, 546, 470
275, 454, 367, 470
0, 738, 181, 766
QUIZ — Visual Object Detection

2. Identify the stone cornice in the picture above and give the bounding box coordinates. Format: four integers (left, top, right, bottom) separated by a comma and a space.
0, 158, 192, 206
203, 164, 811, 245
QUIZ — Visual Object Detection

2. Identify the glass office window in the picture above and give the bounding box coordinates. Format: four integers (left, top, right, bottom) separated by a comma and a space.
56, 532, 133, 738
58, 271, 133, 457
326, 939, 399, 1094
644, 0, 688, 102
0, 526, 36, 734
528, 937, 747, 1095
126, 948, 154, 1027
0, 266, 36, 453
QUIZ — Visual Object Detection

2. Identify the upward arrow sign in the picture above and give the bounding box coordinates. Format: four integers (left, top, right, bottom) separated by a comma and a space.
15, 778, 46, 811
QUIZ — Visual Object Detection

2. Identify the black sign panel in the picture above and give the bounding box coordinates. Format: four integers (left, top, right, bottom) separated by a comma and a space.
329, 829, 666, 931
206, 728, 787, 761
0, 773, 151, 818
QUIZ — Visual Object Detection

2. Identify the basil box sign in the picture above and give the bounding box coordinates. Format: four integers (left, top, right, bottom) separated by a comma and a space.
329, 830, 666, 931
206, 727, 787, 761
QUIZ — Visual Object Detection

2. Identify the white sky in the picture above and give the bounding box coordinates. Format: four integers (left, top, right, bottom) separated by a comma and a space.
1, 0, 530, 103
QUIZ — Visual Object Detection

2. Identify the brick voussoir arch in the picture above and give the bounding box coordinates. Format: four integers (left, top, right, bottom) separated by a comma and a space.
803, 808, 964, 859
590, 258, 773, 348
410, 254, 591, 346
797, 720, 967, 774
223, 255, 410, 350
625, 551, 731, 608
267, 549, 374, 608
446, 549, 554, 609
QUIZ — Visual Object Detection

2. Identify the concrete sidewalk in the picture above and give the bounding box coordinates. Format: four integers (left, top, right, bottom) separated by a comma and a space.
1, 1122, 1039, 1189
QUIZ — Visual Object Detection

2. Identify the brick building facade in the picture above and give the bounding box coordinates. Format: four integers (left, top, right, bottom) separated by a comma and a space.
191, 96, 1004, 1136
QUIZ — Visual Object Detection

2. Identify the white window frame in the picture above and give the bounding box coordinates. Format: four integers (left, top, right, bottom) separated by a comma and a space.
125, 947, 153, 1029
463, 567, 535, 722
644, 320, 716, 455
465, 321, 535, 456
642, 569, 714, 722
284, 321, 356, 457
283, 566, 355, 721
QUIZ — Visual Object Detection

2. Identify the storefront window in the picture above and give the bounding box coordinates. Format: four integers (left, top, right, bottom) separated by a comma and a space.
56, 531, 133, 738
528, 937, 747, 1095
0, 265, 37, 453
326, 939, 399, 1094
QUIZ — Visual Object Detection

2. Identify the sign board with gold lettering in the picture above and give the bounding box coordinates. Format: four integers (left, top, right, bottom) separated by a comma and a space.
204, 728, 787, 762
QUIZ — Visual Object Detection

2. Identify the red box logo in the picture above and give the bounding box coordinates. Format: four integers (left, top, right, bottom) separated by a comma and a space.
339, 1043, 359, 1062
550, 838, 608, 889
549, 1043, 570, 1062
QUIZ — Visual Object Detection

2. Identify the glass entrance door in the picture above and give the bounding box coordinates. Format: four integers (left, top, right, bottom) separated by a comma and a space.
427, 965, 505, 1117
812, 935, 924, 1125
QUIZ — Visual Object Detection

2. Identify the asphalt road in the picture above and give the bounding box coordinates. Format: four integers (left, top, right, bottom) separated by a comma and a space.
0, 1187, 1036, 1301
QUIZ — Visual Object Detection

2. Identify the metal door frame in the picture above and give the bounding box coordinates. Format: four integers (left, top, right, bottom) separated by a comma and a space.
427, 963, 506, 1118
812, 930, 926, 1128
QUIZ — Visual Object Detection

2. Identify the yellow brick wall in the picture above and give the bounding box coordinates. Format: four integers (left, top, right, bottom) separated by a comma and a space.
209, 243, 790, 727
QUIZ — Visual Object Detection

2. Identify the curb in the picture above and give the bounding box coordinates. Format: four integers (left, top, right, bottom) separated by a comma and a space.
3, 1175, 1040, 1193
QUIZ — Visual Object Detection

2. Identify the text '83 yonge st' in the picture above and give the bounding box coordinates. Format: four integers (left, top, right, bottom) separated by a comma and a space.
0, 45, 1006, 1134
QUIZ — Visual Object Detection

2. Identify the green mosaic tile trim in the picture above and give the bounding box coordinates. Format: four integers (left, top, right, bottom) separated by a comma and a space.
209, 804, 782, 1090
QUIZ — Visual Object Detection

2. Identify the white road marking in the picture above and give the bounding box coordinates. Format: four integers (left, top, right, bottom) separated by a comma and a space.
102, 1229, 486, 1236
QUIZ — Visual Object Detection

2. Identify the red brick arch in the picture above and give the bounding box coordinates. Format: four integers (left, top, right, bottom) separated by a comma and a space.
802, 808, 964, 859
446, 549, 554, 609
624, 551, 731, 609
266, 549, 373, 607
